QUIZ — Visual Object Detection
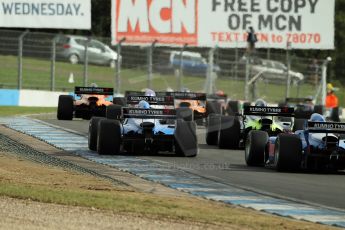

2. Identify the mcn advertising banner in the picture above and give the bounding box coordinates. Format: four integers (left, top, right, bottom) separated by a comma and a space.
112, 0, 334, 49
0, 0, 91, 29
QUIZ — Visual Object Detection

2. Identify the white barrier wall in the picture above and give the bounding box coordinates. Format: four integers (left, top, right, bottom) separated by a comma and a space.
18, 90, 69, 107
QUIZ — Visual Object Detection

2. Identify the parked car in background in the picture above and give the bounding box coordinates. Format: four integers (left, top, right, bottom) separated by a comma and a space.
155, 51, 221, 76
239, 57, 304, 84
55, 35, 120, 68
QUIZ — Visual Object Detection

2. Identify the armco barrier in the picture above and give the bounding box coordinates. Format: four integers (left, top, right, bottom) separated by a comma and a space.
0, 89, 68, 107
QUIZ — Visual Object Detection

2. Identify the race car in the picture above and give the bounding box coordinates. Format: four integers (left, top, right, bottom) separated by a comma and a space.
247, 113, 345, 172
88, 95, 198, 157
57, 86, 113, 120
279, 97, 323, 119
124, 90, 207, 122
206, 99, 295, 150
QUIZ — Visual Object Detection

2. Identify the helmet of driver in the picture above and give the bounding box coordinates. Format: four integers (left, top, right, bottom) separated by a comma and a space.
138, 100, 150, 109
310, 113, 325, 122
144, 89, 156, 96
254, 98, 267, 107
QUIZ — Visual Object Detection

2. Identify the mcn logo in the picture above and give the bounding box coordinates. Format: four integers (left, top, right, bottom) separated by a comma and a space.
114, 0, 198, 45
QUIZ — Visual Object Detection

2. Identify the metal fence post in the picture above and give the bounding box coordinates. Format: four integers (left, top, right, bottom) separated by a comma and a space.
285, 42, 291, 98
321, 57, 332, 106
115, 38, 126, 95
178, 43, 188, 91
50, 36, 56, 91
234, 46, 238, 80
147, 40, 157, 89
83, 37, 91, 87
244, 54, 250, 101
17, 30, 29, 90
204, 47, 215, 95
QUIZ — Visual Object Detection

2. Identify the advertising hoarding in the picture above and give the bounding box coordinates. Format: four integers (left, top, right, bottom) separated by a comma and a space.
112, 0, 334, 49
0, 0, 91, 29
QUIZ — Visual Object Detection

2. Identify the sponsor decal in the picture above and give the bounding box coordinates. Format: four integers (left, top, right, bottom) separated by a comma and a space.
0, 0, 91, 29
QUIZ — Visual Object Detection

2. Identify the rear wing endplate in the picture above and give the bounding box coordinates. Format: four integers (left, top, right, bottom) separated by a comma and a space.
123, 108, 176, 119
75, 87, 113, 95
243, 106, 294, 117
307, 121, 345, 133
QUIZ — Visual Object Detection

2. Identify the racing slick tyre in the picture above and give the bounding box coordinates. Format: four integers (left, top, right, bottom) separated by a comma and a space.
313, 105, 324, 115
245, 130, 268, 166
113, 97, 126, 106
330, 107, 340, 122
226, 101, 239, 115
206, 113, 221, 145
176, 108, 193, 121
106, 104, 122, 120
206, 101, 222, 115
57, 95, 74, 120
97, 119, 121, 155
242, 102, 251, 108
88, 117, 105, 151
218, 116, 241, 149
274, 134, 302, 172
293, 118, 306, 131
175, 120, 198, 157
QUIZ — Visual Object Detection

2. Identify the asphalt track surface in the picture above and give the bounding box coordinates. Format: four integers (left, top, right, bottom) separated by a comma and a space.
43, 118, 345, 211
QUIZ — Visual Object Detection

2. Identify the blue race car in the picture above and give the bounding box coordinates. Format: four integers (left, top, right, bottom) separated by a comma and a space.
249, 113, 345, 171
88, 95, 198, 157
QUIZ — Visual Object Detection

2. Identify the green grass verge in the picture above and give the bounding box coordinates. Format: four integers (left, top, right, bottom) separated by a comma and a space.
0, 182, 330, 229
0, 106, 56, 116
1, 54, 344, 106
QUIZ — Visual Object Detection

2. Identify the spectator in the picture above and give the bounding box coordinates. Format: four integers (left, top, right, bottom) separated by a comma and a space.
325, 83, 339, 109
246, 27, 257, 53
325, 83, 340, 122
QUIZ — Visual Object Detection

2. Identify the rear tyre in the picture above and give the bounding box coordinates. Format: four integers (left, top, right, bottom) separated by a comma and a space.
293, 118, 306, 131
57, 95, 74, 120
176, 108, 193, 121
113, 97, 126, 106
106, 104, 122, 120
206, 101, 221, 115
274, 134, 302, 171
226, 101, 239, 115
218, 116, 241, 149
206, 114, 220, 145
97, 119, 121, 155
88, 117, 104, 151
245, 130, 268, 166
175, 120, 198, 157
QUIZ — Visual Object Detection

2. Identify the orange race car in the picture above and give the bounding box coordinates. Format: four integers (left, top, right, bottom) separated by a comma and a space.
57, 86, 114, 120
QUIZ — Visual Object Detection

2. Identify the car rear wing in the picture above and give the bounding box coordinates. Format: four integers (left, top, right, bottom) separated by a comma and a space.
157, 92, 207, 101
123, 108, 176, 119
126, 96, 175, 105
243, 106, 295, 117
307, 121, 345, 133
207, 94, 227, 100
125, 91, 145, 97
75, 87, 114, 95
286, 98, 313, 103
